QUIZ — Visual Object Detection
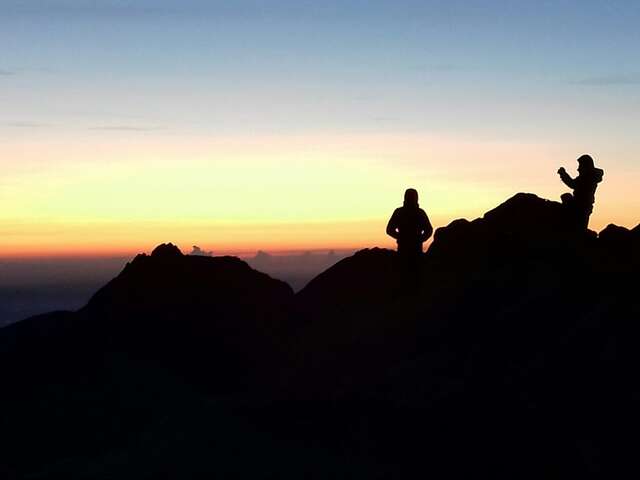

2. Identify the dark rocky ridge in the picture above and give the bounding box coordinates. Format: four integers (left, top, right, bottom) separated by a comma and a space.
1, 193, 639, 477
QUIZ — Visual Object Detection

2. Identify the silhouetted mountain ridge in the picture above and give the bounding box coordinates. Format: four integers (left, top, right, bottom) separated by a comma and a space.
1, 193, 639, 477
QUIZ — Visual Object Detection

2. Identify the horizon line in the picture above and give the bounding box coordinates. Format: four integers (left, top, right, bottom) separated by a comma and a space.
0, 245, 372, 260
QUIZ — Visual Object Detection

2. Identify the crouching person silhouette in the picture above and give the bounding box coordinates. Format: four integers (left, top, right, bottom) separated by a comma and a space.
387, 189, 433, 286
558, 154, 604, 230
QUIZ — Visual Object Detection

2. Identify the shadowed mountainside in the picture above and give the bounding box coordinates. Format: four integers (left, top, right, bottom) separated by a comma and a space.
82, 243, 293, 386
1, 193, 640, 478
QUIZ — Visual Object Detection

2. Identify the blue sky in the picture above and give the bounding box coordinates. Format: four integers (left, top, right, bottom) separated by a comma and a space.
2, 0, 639, 138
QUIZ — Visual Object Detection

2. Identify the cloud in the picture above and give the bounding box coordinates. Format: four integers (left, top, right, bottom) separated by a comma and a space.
244, 249, 352, 291
427, 63, 464, 72
0, 69, 15, 76
189, 245, 213, 257
573, 74, 640, 86
3, 122, 48, 128
410, 63, 466, 73
89, 125, 163, 132
253, 250, 273, 262
4, 3, 166, 18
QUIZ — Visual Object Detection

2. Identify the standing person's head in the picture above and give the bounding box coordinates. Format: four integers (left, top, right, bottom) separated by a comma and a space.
404, 188, 419, 207
577, 154, 595, 173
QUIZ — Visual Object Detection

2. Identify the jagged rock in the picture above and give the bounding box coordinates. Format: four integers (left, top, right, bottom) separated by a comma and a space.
599, 223, 631, 244
427, 217, 488, 268
482, 192, 566, 234
151, 242, 183, 258
85, 250, 294, 388
297, 247, 398, 311
432, 192, 574, 246
598, 224, 640, 267
428, 193, 578, 270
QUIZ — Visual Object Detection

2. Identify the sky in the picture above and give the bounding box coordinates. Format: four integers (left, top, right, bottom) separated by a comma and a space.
1, 0, 640, 257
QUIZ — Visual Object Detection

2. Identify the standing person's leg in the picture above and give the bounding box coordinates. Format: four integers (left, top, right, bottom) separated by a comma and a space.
561, 193, 582, 231
578, 203, 593, 231
397, 243, 420, 292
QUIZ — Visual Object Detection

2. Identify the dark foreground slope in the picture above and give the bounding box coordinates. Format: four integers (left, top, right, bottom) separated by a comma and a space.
287, 193, 640, 475
0, 245, 298, 478
2, 193, 640, 478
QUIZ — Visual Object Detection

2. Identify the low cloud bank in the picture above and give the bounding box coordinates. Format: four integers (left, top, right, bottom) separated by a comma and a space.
189, 245, 213, 256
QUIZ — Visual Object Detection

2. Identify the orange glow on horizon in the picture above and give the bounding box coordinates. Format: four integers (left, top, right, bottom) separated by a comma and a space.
1, 133, 638, 258
0, 218, 396, 258
1, 207, 636, 259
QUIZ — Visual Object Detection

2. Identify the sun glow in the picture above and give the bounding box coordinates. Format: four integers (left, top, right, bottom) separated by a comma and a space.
1, 132, 638, 257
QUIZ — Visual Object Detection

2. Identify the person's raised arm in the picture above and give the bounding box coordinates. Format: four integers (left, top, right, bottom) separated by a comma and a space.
558, 167, 576, 189
386, 210, 400, 239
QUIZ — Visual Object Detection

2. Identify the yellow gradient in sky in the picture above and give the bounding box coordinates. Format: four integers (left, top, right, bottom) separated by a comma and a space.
1, 132, 638, 257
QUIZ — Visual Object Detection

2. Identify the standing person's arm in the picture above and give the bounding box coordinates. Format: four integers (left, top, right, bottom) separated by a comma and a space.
419, 212, 433, 242
386, 209, 400, 239
558, 167, 576, 189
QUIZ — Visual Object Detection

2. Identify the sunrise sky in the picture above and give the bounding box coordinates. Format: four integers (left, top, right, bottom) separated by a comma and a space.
2, 1, 639, 257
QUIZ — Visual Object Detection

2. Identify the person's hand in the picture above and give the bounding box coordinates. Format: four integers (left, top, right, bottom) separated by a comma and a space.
557, 167, 566, 175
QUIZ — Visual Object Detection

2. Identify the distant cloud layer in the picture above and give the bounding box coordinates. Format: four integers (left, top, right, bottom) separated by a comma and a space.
189, 246, 213, 257
245, 249, 351, 291
3, 122, 47, 128
574, 74, 640, 86
89, 125, 162, 132
0, 69, 15, 75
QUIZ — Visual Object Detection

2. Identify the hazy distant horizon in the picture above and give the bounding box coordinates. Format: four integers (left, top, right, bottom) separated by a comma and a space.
0, 246, 355, 326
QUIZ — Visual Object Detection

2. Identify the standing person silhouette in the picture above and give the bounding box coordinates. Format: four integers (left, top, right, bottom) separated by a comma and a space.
386, 188, 433, 258
557, 154, 604, 230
